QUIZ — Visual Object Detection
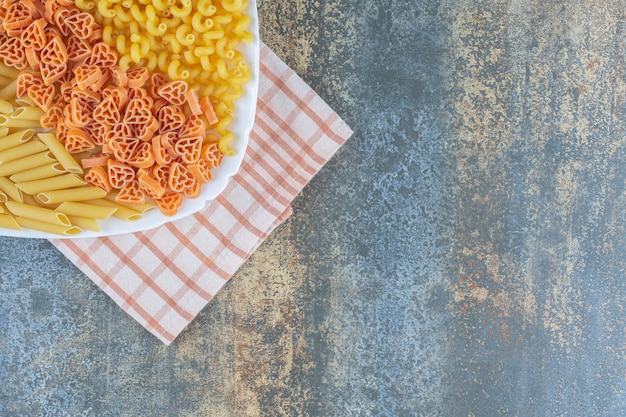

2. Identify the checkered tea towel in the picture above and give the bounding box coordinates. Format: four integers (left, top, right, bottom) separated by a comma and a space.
51, 43, 353, 344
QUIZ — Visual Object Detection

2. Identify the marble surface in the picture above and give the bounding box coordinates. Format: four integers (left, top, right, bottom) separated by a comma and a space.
2, 0, 626, 415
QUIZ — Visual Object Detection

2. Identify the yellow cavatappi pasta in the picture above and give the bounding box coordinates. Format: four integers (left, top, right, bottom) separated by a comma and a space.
97, 0, 116, 18
222, 0, 244, 12
152, 0, 171, 12
74, 0, 96, 11
191, 12, 213, 32
196, 0, 216, 17
175, 24, 196, 46
170, 0, 192, 18
146, 18, 168, 36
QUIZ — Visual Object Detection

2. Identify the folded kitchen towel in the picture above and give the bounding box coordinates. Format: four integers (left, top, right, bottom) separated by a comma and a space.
50, 42, 353, 345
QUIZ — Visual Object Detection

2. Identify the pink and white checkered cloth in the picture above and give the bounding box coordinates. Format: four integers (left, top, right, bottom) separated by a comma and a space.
51, 43, 353, 345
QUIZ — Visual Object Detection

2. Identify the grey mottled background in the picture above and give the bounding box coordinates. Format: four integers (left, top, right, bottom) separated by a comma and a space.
2, 0, 626, 416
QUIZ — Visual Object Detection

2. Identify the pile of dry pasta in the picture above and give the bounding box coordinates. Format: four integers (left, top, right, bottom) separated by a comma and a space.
0, 0, 253, 235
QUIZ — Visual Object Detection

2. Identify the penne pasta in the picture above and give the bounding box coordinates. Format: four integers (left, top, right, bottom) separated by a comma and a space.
37, 133, 83, 174
0, 129, 35, 152
84, 199, 143, 221
56, 201, 117, 219
0, 213, 21, 230
0, 114, 42, 128
15, 174, 87, 195
0, 177, 22, 202
67, 215, 100, 231
0, 151, 57, 177
0, 98, 13, 114
14, 217, 82, 236
9, 163, 66, 183
21, 193, 41, 207
37, 186, 108, 204
0, 140, 47, 164
6, 201, 71, 226
10, 106, 45, 121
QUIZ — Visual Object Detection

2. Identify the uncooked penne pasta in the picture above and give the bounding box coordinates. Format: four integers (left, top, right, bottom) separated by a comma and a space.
0, 129, 35, 152
37, 133, 83, 174
10, 106, 45, 121
5, 201, 71, 226
0, 213, 20, 230
0, 98, 13, 114
0, 191, 7, 203
37, 186, 108, 204
56, 201, 117, 219
16, 174, 87, 195
0, 116, 39, 129
21, 193, 41, 207
9, 163, 66, 183
0, 177, 22, 203
85, 199, 143, 221
0, 140, 47, 164
14, 217, 82, 236
67, 215, 100, 231
0, 151, 56, 177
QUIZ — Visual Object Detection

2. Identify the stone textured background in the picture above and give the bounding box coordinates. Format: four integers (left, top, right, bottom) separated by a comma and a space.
2, 0, 626, 416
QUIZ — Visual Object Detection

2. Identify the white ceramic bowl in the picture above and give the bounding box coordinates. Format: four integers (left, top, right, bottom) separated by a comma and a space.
2, 0, 259, 239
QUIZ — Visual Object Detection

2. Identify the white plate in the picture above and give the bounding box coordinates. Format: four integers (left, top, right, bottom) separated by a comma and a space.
2, 1, 260, 239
